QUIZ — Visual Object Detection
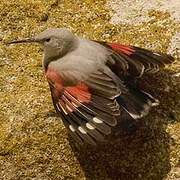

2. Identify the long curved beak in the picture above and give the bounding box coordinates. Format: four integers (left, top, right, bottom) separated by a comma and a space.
6, 38, 37, 45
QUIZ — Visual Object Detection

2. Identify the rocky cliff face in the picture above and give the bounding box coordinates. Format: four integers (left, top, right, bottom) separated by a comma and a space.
0, 0, 179, 179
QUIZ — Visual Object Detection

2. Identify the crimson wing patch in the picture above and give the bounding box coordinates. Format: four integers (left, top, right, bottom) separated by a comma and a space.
108, 43, 135, 55
48, 70, 121, 145
96, 41, 174, 77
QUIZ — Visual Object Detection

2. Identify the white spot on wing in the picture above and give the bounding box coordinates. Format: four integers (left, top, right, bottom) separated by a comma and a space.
78, 127, 87, 134
129, 112, 143, 119
139, 64, 145, 77
66, 104, 73, 112
153, 52, 161, 56
58, 102, 68, 115
56, 104, 61, 112
93, 117, 103, 124
122, 107, 142, 119
141, 91, 160, 106
151, 100, 160, 106
69, 125, 75, 132
86, 123, 95, 130
71, 102, 78, 107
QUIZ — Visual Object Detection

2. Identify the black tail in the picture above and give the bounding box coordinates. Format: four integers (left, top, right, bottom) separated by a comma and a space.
116, 86, 159, 119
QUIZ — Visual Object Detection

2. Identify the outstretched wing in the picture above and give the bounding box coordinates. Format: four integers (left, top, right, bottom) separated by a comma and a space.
96, 41, 174, 77
46, 68, 123, 145
46, 42, 174, 145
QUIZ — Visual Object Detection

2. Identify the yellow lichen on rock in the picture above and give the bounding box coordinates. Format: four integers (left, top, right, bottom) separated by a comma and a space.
0, 0, 179, 179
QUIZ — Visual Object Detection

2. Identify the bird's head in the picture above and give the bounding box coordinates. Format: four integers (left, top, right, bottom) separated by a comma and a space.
7, 28, 78, 68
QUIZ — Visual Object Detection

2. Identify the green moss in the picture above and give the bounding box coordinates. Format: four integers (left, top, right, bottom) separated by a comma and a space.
0, 0, 179, 179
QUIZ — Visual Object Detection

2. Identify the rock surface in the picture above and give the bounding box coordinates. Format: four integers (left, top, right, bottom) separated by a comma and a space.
0, 0, 179, 179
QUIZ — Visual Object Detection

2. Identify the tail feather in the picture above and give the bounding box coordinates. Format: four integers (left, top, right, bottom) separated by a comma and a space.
116, 87, 159, 119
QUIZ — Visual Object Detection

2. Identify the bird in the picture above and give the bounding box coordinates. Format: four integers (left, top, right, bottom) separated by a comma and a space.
7, 28, 174, 145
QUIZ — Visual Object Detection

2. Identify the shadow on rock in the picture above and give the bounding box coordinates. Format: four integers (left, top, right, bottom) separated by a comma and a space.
69, 70, 179, 180
69, 118, 171, 180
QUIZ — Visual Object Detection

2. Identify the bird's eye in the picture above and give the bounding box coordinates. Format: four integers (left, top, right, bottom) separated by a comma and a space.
45, 38, 51, 42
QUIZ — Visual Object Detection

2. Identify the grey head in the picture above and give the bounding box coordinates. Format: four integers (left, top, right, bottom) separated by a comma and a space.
7, 28, 79, 69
